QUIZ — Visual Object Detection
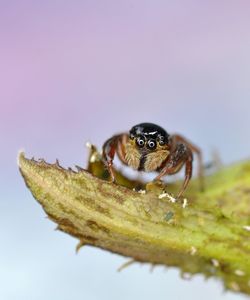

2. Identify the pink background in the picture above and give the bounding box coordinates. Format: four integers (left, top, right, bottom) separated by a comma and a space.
1, 1, 250, 300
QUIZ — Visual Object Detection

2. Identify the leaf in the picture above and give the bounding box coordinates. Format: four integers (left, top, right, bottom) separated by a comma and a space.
18, 148, 250, 295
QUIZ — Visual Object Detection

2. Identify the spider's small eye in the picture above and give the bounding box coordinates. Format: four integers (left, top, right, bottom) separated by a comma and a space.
136, 137, 145, 147
147, 139, 156, 150
130, 134, 135, 140
158, 136, 165, 146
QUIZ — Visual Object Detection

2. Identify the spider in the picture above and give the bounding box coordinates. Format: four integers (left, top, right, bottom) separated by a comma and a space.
102, 122, 203, 198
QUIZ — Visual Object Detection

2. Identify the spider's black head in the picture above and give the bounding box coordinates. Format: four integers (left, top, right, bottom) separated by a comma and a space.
129, 122, 170, 150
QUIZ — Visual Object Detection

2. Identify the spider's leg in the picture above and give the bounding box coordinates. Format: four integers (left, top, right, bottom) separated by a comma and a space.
102, 133, 127, 182
172, 134, 204, 192
155, 143, 192, 198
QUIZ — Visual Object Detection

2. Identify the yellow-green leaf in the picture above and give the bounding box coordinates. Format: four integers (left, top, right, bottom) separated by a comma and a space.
18, 148, 250, 295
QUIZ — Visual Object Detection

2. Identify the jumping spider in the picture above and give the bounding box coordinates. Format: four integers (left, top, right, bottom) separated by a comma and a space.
102, 122, 203, 198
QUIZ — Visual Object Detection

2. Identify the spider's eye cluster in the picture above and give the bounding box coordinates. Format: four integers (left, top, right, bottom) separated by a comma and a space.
129, 123, 169, 149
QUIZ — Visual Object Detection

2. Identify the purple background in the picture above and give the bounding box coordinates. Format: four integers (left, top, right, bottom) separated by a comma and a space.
1, 1, 250, 300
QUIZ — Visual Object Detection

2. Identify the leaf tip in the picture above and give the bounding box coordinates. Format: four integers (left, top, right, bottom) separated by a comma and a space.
17, 149, 26, 168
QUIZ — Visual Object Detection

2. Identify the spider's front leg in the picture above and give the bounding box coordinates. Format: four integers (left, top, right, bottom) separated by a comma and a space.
102, 133, 127, 182
154, 143, 193, 198
171, 134, 204, 192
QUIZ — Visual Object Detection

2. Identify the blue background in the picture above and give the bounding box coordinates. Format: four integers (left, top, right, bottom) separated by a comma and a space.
1, 1, 250, 299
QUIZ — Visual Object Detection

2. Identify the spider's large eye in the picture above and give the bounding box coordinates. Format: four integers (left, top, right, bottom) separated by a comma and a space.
147, 139, 156, 150
136, 136, 145, 148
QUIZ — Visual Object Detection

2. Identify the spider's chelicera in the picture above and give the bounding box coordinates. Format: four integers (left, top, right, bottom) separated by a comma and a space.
102, 122, 203, 198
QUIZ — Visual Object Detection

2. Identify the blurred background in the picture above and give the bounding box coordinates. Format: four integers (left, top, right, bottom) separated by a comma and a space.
1, 1, 250, 299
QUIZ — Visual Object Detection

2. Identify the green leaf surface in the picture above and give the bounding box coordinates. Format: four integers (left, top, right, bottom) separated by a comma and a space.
18, 147, 250, 295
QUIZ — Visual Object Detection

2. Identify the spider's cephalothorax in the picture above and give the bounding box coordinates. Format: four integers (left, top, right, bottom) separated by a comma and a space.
102, 122, 203, 198
125, 123, 171, 172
